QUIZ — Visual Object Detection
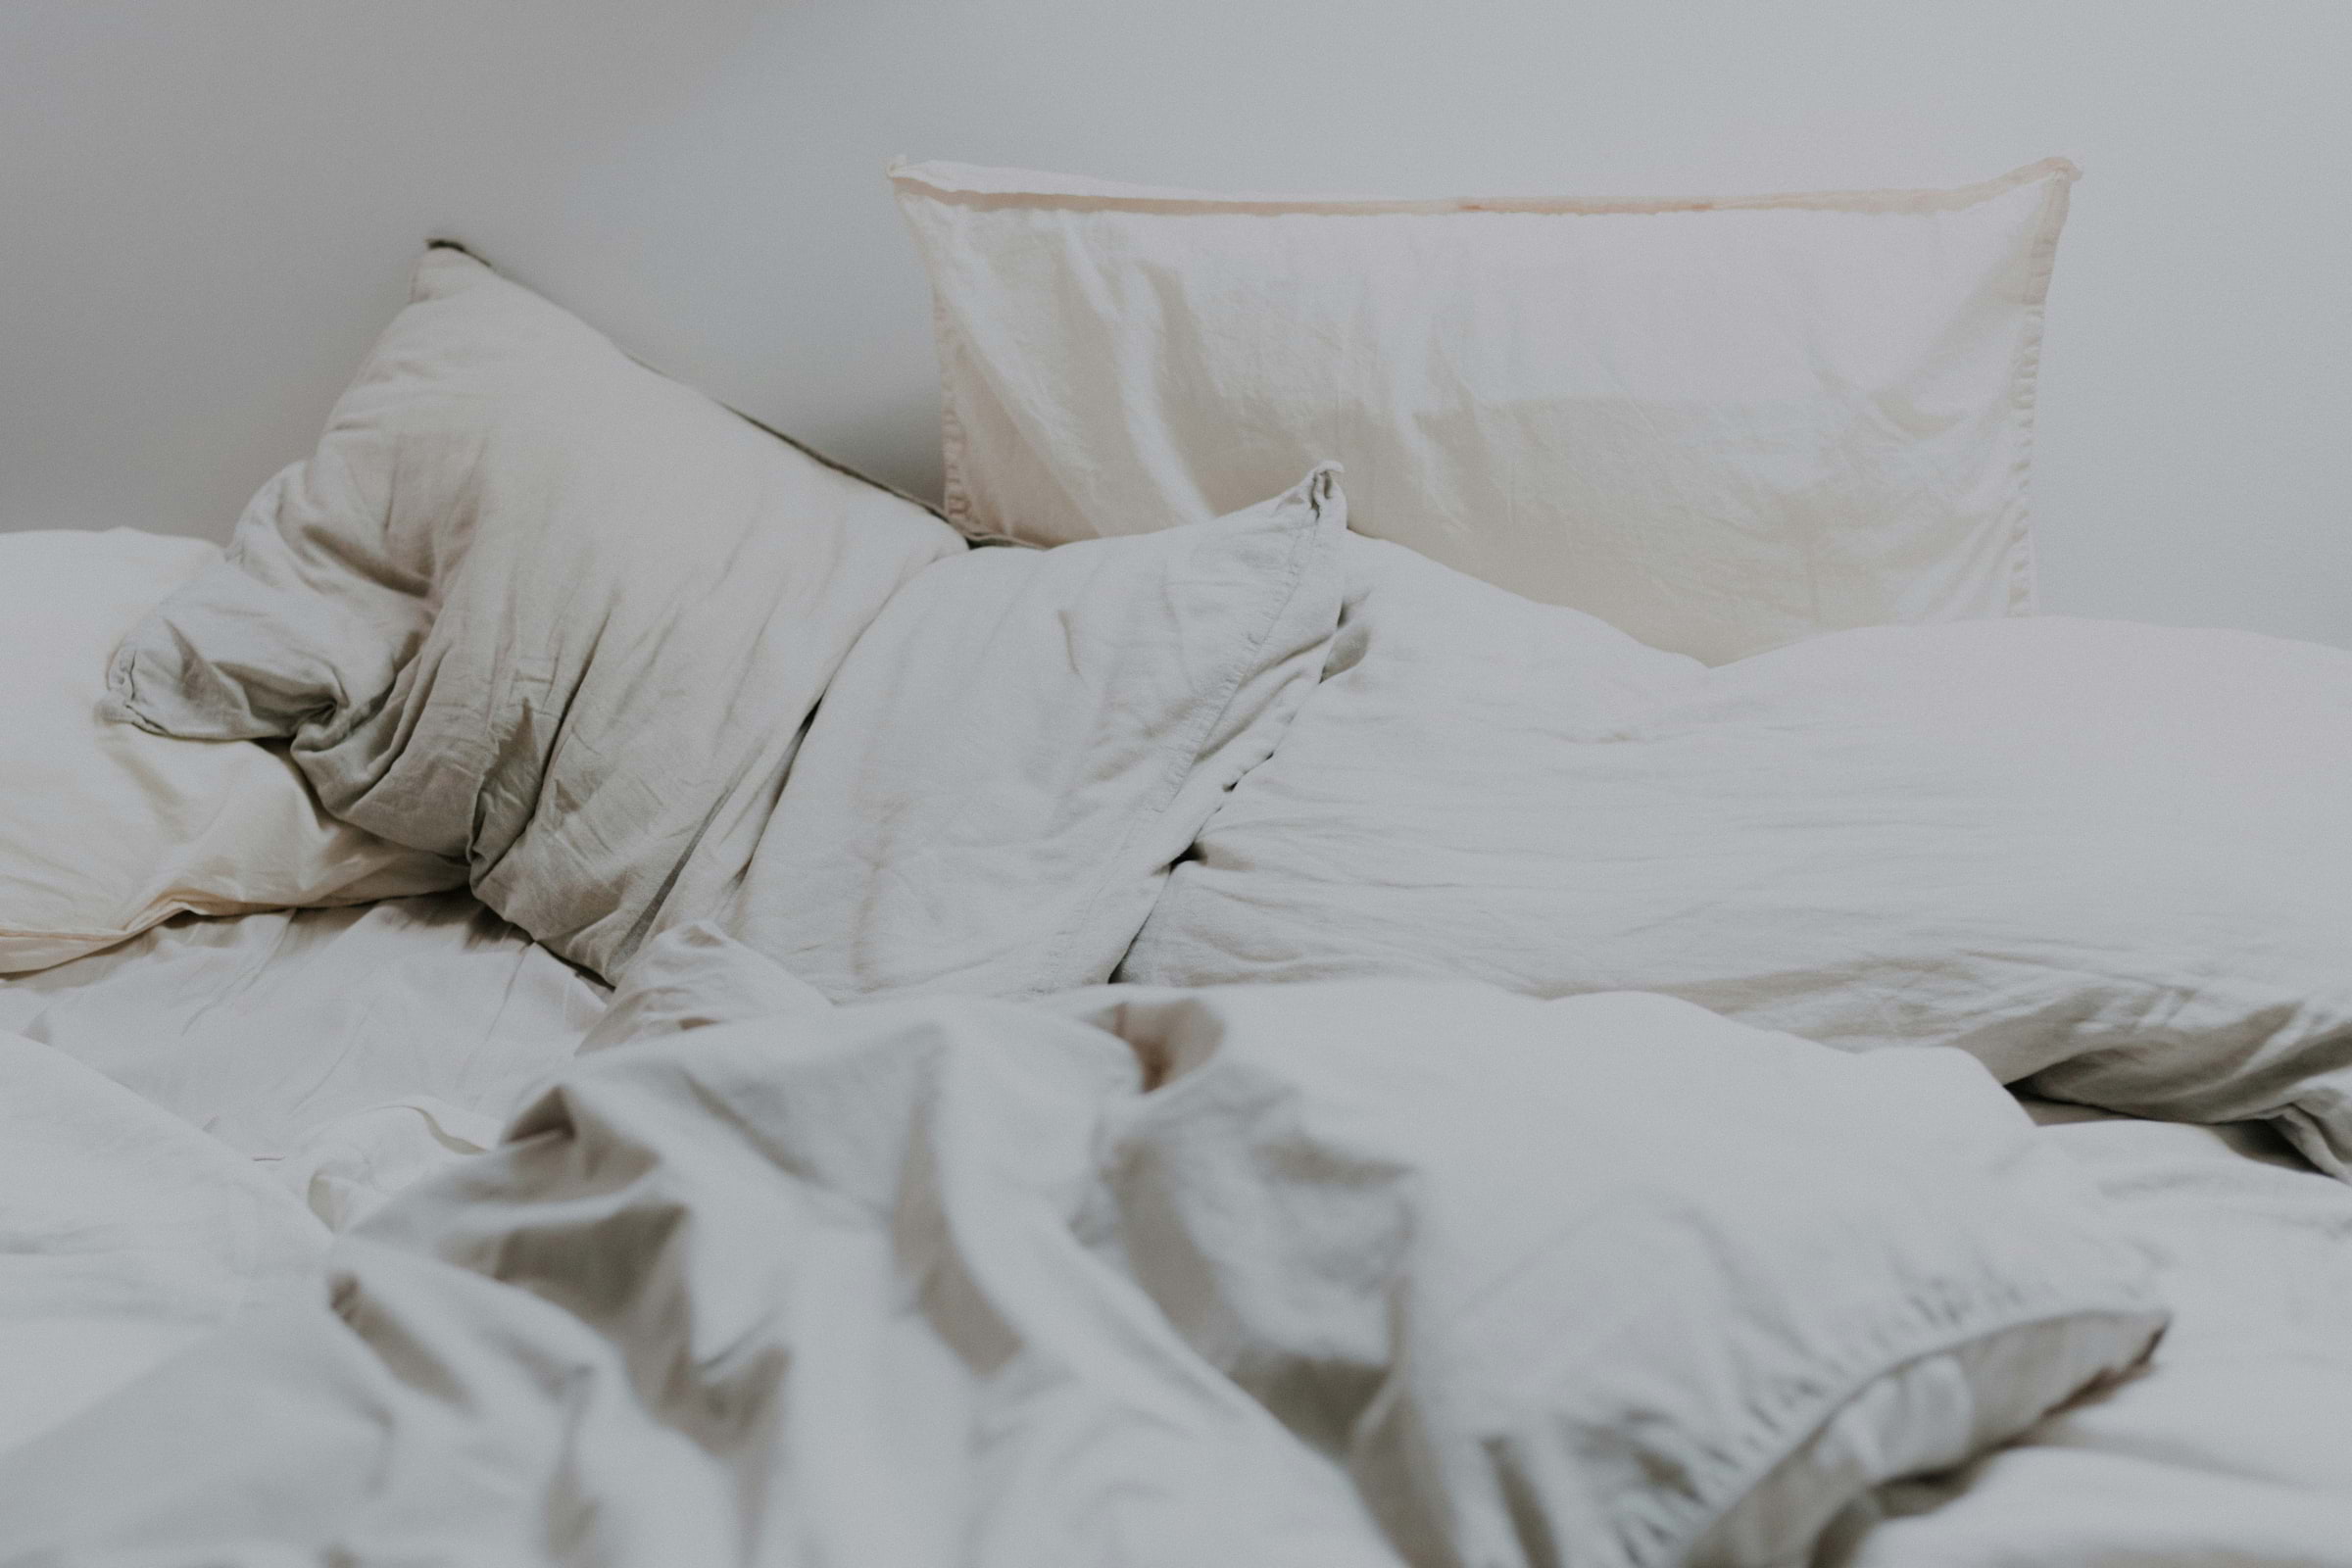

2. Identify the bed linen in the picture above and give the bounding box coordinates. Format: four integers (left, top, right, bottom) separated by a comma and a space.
893, 156, 2074, 664
2, 910, 2347, 1564
1124, 533, 2352, 1176
0, 891, 606, 1227
103, 245, 968, 981
1830, 1102, 2352, 1566
103, 250, 1350, 997
0, 1032, 325, 1457
0, 893, 601, 1457
0, 969, 2166, 1568
723, 465, 1347, 1001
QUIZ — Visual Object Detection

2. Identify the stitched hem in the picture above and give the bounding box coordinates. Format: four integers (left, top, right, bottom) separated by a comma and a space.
890, 156, 2081, 219
935, 287, 977, 532
1998, 162, 2078, 617
1032, 466, 1342, 990
1630, 1296, 2160, 1568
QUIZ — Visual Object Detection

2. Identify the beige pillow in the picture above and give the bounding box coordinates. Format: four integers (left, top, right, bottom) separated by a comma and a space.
893, 158, 2077, 664
0, 529, 459, 973
104, 247, 968, 980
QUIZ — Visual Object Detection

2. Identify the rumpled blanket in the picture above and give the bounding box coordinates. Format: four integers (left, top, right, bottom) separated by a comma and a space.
0, 968, 2163, 1568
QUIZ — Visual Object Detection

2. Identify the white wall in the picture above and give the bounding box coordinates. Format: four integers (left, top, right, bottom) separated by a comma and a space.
5, 1, 2347, 645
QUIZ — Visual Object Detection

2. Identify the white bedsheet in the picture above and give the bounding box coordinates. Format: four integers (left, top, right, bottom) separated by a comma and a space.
0, 1033, 325, 1456
4, 907, 2350, 1564
1830, 1103, 2352, 1565
0, 894, 605, 1453
0, 891, 606, 1225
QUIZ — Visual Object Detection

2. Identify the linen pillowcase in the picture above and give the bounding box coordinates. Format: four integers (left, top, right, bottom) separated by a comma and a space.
1074, 980, 2163, 1568
1, 529, 459, 974
893, 157, 2077, 664
1121, 535, 2352, 1176
106, 246, 967, 981
724, 466, 1348, 1001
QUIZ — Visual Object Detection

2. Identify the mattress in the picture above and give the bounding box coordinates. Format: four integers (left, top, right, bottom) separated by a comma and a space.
3, 901, 2349, 1564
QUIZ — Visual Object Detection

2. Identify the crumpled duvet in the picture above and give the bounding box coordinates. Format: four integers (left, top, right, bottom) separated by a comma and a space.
0, 966, 2164, 1568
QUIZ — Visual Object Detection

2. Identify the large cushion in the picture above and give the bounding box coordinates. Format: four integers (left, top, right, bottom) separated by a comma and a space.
893, 157, 2076, 663
1122, 535, 2352, 1175
1, 529, 456, 974
105, 246, 966, 979
726, 466, 1348, 1000
1058, 980, 2165, 1568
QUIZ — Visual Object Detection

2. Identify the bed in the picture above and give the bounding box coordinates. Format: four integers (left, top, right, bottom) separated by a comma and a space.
5, 157, 2351, 1565
5, 903, 2350, 1564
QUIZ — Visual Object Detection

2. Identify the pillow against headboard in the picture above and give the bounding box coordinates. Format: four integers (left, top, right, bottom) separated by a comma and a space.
106, 245, 966, 981
893, 157, 2077, 664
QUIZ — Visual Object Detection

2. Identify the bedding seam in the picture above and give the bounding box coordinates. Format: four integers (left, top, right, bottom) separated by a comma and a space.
1998, 163, 2078, 619
889, 156, 2082, 219
1030, 472, 1333, 990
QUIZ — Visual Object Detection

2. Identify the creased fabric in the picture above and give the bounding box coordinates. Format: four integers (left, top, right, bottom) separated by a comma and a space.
0, 529, 456, 974
1125, 535, 2352, 1174
894, 157, 2075, 664
0, 1032, 327, 1456
103, 247, 965, 981
1829, 1103, 2352, 1566
0, 977, 2161, 1568
0, 888, 607, 1232
726, 465, 1348, 1001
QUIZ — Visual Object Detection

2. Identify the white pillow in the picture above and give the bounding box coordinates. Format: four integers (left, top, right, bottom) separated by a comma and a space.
1078, 981, 2164, 1568
1122, 535, 2352, 1176
104, 247, 966, 981
725, 466, 1348, 1000
0, 530, 458, 973
893, 157, 2077, 664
